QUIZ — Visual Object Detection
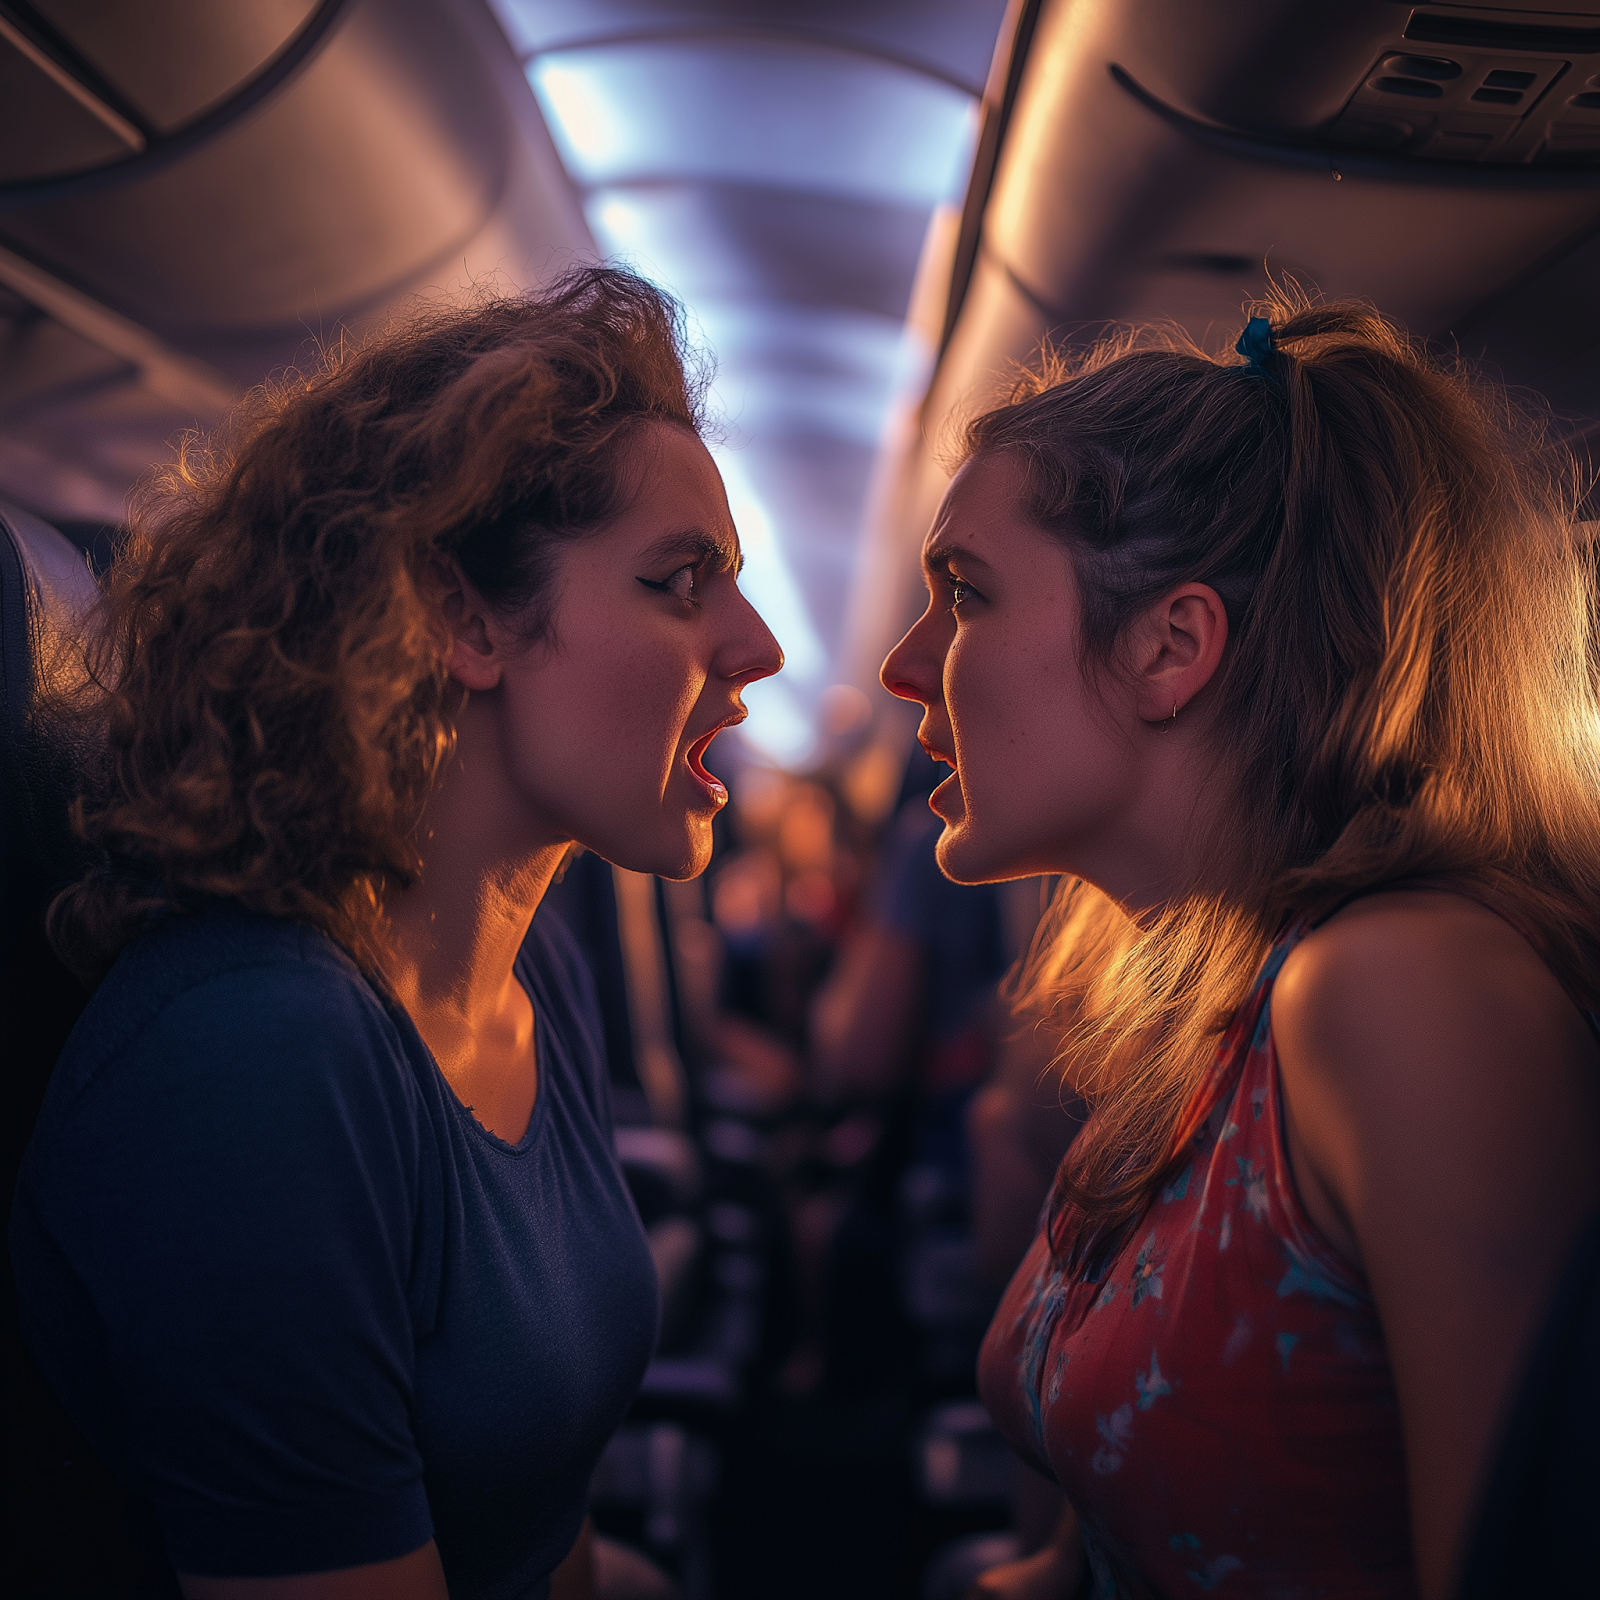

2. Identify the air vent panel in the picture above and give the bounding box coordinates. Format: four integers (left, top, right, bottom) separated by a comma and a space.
1382, 54, 1462, 81
1330, 23, 1592, 164
1375, 75, 1445, 99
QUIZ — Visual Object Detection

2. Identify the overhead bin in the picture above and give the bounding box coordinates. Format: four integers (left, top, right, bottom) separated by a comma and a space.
0, 0, 326, 158
0, 0, 590, 521
845, 0, 1600, 688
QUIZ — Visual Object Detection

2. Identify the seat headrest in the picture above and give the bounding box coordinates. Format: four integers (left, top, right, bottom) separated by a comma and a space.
0, 501, 104, 901
1, 503, 101, 716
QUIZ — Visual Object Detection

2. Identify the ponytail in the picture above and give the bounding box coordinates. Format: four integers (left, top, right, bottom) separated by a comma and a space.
968, 289, 1600, 1266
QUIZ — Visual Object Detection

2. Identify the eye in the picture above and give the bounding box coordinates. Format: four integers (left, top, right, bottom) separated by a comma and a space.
638, 563, 697, 602
949, 577, 977, 610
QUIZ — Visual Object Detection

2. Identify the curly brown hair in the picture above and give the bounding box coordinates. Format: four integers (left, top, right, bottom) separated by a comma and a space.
51, 266, 706, 982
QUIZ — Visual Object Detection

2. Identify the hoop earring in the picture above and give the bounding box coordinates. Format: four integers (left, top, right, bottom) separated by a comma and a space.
1168, 701, 1178, 727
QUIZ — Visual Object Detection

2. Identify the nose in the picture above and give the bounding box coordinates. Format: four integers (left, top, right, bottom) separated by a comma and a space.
719, 588, 785, 685
880, 601, 942, 708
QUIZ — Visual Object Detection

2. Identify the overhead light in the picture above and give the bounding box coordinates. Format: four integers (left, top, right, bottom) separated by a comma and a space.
530, 42, 975, 208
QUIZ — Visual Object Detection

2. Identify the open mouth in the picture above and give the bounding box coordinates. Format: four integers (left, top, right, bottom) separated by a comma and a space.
686, 716, 744, 799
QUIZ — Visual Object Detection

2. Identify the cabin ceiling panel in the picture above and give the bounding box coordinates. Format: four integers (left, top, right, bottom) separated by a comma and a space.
927, 251, 1052, 430
0, 0, 593, 521
532, 39, 974, 208
493, 0, 1002, 93
738, 434, 876, 610
704, 304, 907, 438
1451, 221, 1600, 417
984, 3, 1600, 349
0, 1, 506, 340
1114, 0, 1400, 136
0, 358, 202, 523
586, 182, 930, 320
0, 309, 131, 418
0, 430, 129, 522
504, 0, 1005, 759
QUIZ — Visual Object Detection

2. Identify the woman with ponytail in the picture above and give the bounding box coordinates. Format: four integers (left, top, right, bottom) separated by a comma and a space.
880, 295, 1600, 1600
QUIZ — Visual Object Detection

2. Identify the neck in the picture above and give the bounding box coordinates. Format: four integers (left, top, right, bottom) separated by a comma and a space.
1083, 724, 1248, 921
385, 839, 568, 1027
383, 711, 570, 1043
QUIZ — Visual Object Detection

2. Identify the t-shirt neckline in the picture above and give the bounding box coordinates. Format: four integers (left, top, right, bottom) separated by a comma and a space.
381, 965, 552, 1157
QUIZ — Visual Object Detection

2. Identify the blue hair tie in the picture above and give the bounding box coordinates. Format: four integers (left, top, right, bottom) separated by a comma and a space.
1235, 316, 1281, 382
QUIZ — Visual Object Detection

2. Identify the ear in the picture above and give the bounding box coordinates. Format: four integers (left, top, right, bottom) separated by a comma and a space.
425, 557, 503, 692
1129, 583, 1229, 725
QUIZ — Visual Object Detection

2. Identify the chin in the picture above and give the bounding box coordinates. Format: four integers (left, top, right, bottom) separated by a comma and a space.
929, 776, 1012, 885
603, 814, 714, 882
934, 813, 1045, 887
933, 821, 1004, 886
656, 833, 713, 882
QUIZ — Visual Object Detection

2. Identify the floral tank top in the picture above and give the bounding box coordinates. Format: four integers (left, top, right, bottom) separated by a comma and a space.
978, 929, 1416, 1599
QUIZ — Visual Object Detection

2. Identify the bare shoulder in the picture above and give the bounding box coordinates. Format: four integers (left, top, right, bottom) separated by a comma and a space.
1270, 891, 1600, 1600
1272, 888, 1600, 1256
1274, 889, 1594, 1098
1280, 887, 1565, 1000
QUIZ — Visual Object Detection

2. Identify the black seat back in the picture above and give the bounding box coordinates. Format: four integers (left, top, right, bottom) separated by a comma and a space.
1457, 1210, 1600, 1599
1, 503, 178, 1596
1, 500, 102, 1197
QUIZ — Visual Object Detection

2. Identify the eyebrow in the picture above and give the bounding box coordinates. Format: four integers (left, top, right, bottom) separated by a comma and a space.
638, 527, 743, 575
923, 540, 992, 576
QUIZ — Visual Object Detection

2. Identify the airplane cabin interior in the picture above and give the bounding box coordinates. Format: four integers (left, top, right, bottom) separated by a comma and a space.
3, 3, 1598, 1598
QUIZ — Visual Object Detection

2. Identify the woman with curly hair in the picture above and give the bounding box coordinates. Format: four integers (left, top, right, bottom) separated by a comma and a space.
880, 298, 1600, 1600
11, 266, 781, 1600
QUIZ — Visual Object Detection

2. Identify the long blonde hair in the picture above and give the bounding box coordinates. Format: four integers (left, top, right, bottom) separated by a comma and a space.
969, 291, 1600, 1267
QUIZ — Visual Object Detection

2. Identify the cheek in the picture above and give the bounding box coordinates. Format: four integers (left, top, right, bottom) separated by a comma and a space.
566, 626, 696, 778
589, 629, 693, 752
947, 626, 1069, 777
943, 620, 1124, 861
502, 618, 697, 809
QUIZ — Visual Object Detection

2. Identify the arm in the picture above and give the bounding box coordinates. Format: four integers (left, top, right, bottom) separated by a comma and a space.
1272, 892, 1600, 1600
17, 960, 439, 1591
180, 1543, 448, 1600
549, 1518, 596, 1600
176, 1492, 600, 1600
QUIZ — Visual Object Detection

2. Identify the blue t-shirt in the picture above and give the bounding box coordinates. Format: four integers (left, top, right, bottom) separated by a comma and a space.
10, 902, 658, 1598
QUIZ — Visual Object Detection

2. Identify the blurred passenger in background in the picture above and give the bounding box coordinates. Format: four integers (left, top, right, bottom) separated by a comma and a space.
786, 749, 1081, 1399
714, 771, 848, 1084
884, 296, 1600, 1600
796, 750, 1007, 1394
11, 267, 781, 1600
812, 750, 1007, 1113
